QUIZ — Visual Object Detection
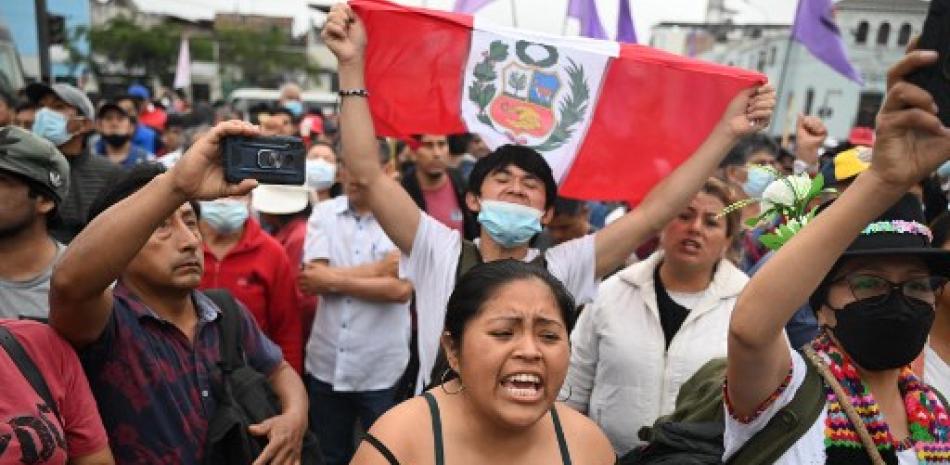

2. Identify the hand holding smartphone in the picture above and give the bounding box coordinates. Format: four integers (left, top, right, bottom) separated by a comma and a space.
222, 135, 306, 185
907, 0, 950, 126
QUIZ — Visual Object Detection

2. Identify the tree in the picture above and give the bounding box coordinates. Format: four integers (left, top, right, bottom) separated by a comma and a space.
72, 16, 320, 91
86, 16, 179, 80
215, 26, 318, 88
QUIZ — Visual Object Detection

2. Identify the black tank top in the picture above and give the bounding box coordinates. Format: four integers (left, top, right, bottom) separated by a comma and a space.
362, 392, 573, 465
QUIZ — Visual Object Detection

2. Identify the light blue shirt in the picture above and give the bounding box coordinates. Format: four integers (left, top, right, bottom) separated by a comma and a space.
303, 196, 410, 391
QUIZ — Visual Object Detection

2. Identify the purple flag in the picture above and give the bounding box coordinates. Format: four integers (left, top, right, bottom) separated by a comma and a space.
453, 0, 493, 13
616, 0, 637, 43
568, 0, 608, 40
791, 0, 862, 83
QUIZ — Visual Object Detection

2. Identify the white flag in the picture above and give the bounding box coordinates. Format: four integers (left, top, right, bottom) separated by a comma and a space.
173, 37, 191, 89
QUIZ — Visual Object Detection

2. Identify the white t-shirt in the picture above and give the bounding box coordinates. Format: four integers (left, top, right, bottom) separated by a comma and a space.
925, 343, 950, 400
723, 350, 919, 465
403, 214, 599, 390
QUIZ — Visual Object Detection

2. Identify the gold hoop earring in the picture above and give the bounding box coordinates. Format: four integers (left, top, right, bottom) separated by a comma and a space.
439, 368, 465, 395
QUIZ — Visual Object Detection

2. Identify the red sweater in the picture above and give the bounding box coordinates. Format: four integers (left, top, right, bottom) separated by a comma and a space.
272, 217, 319, 347
200, 219, 303, 373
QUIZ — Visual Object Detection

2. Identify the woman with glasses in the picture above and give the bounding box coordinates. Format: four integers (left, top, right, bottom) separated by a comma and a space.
724, 49, 950, 465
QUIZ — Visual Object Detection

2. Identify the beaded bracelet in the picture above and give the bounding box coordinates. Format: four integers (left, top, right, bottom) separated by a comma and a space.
338, 89, 370, 98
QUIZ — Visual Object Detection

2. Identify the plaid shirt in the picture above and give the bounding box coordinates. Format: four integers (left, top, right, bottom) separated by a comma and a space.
80, 282, 283, 465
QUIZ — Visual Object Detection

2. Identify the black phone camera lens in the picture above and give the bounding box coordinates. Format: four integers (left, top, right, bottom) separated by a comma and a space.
257, 149, 278, 168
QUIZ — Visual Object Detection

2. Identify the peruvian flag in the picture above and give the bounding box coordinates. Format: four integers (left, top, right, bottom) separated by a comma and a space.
350, 0, 766, 203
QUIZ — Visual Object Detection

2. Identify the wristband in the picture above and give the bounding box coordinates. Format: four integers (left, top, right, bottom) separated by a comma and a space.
338, 89, 370, 98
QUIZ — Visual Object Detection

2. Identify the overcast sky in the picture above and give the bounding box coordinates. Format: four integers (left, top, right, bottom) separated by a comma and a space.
391, 0, 799, 39
209, 0, 800, 39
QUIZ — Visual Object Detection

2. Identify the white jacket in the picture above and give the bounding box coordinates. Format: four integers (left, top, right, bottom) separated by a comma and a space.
561, 251, 749, 455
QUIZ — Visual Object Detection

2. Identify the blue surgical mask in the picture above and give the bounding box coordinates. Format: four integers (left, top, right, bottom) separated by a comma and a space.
283, 100, 303, 118
306, 159, 337, 191
938, 161, 950, 179
742, 165, 775, 198
200, 200, 249, 233
477, 199, 543, 248
32, 108, 72, 146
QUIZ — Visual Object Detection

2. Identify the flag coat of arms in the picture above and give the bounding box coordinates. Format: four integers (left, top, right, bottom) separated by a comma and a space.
350, 0, 766, 203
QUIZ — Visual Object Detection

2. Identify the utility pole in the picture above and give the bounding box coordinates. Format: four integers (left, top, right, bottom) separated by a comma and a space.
35, 0, 51, 83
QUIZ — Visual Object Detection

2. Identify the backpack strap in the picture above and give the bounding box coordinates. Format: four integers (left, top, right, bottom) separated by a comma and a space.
725, 355, 824, 465
424, 241, 484, 389
203, 289, 246, 372
0, 325, 61, 422
455, 240, 547, 278
455, 240, 482, 279
529, 247, 548, 269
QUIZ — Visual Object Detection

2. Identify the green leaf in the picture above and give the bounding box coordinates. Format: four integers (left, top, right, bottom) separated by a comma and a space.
468, 82, 482, 106
749, 209, 776, 227
477, 113, 494, 128
808, 173, 825, 199
480, 83, 496, 107
529, 59, 589, 153
473, 61, 496, 81
760, 234, 785, 251
488, 41, 509, 61
510, 72, 527, 91
745, 217, 761, 228
774, 224, 787, 237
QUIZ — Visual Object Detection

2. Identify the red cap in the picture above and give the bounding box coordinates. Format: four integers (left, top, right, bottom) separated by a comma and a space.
404, 137, 421, 151
848, 126, 874, 146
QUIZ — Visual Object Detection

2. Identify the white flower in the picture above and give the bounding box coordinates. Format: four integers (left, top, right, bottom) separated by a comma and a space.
760, 174, 812, 212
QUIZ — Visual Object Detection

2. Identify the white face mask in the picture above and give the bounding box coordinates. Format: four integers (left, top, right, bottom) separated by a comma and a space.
306, 159, 337, 191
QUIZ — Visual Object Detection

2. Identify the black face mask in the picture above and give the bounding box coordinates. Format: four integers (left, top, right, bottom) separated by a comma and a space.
829, 292, 935, 371
102, 133, 131, 148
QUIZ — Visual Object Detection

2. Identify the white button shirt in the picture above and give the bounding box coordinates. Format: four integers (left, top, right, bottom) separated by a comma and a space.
303, 196, 410, 391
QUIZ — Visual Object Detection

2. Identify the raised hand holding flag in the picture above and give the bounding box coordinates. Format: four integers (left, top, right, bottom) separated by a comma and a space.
346, 0, 767, 203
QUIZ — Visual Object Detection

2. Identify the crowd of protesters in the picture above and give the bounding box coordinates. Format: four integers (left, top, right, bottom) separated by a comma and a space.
0, 3, 949, 465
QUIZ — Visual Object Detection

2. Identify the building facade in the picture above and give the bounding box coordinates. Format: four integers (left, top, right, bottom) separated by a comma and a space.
650, 0, 928, 140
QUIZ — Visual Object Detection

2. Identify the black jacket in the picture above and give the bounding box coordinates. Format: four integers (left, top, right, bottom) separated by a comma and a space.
51, 148, 122, 244
401, 166, 478, 240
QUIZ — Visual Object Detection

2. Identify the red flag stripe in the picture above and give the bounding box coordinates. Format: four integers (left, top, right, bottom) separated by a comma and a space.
352, 0, 472, 137
561, 44, 765, 203
350, 0, 768, 205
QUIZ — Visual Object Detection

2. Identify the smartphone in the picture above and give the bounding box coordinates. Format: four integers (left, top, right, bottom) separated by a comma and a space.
222, 135, 306, 185
907, 0, 950, 126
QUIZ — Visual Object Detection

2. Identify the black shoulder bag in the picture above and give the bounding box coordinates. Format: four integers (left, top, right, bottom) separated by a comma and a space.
0, 326, 61, 423
203, 289, 322, 465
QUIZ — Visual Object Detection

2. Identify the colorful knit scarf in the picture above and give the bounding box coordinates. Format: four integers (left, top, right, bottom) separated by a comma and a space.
811, 333, 950, 464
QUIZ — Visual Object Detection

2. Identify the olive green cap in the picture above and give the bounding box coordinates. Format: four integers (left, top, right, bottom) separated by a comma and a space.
0, 126, 69, 204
